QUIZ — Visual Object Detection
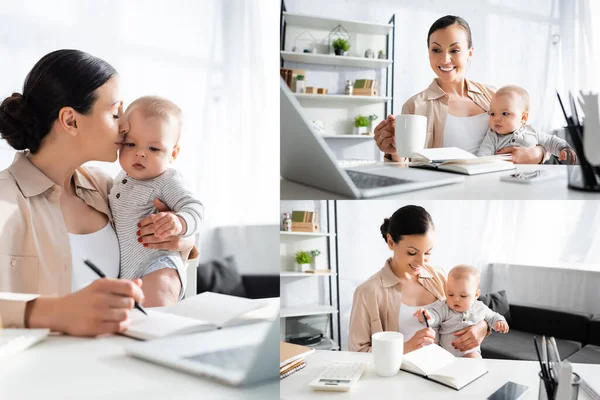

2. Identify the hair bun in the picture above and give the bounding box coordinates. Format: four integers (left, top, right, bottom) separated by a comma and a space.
380, 217, 391, 241
0, 92, 42, 152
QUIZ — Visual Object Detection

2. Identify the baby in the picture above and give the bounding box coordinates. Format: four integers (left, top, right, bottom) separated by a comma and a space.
414, 265, 509, 358
476, 85, 576, 163
109, 96, 204, 306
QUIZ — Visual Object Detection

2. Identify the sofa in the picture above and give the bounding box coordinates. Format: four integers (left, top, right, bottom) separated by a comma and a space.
478, 291, 600, 364
196, 256, 279, 299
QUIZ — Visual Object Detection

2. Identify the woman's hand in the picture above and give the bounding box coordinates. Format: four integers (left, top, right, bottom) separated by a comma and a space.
137, 199, 195, 257
26, 278, 144, 337
374, 115, 399, 159
496, 145, 544, 164
452, 320, 488, 352
404, 327, 436, 353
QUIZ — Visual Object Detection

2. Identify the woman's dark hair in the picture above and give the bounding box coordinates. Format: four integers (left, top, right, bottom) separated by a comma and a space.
0, 49, 117, 153
427, 15, 473, 48
380, 205, 434, 243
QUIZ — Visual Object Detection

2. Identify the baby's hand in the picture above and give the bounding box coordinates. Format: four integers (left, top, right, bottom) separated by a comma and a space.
494, 320, 509, 333
150, 212, 185, 239
413, 308, 431, 324
559, 148, 577, 164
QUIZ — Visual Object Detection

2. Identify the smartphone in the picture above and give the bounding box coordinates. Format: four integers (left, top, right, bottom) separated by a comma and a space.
500, 170, 558, 184
487, 381, 529, 400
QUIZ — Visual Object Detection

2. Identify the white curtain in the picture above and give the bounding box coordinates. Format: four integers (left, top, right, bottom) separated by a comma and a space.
543, 0, 596, 130
0, 0, 279, 228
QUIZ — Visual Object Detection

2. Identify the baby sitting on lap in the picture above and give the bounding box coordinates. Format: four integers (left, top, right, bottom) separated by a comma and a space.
414, 265, 508, 358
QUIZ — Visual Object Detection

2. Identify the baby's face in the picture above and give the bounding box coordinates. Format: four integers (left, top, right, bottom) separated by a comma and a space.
488, 92, 526, 134
118, 108, 179, 181
446, 275, 479, 313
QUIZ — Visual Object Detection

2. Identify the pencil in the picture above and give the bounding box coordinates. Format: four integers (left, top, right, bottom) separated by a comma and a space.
423, 311, 430, 328
83, 259, 148, 316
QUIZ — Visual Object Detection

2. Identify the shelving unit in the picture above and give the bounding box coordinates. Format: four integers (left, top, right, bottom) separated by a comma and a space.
294, 93, 391, 104
280, 2, 395, 161
280, 200, 341, 351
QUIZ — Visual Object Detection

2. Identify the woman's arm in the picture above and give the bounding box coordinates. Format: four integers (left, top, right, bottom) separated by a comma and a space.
25, 278, 144, 336
451, 320, 489, 352
348, 289, 376, 352
496, 145, 546, 164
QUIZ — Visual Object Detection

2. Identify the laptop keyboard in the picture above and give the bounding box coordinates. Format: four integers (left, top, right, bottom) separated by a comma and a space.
185, 345, 256, 371
346, 170, 413, 189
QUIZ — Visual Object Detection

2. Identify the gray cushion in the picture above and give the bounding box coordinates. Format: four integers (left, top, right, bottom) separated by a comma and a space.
196, 256, 247, 297
567, 345, 600, 364
478, 290, 511, 324
481, 329, 581, 361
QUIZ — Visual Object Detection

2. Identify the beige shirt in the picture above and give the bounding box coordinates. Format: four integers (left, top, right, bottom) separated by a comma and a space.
401, 78, 496, 149
348, 259, 447, 352
0, 152, 197, 328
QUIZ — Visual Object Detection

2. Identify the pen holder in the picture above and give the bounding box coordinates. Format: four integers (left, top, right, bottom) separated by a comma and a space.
565, 128, 600, 192
538, 372, 580, 400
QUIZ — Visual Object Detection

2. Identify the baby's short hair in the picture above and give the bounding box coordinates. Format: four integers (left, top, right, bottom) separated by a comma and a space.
125, 95, 183, 141
448, 265, 480, 288
496, 85, 530, 112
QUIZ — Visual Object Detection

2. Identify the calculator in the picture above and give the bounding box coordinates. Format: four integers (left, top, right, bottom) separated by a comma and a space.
308, 362, 366, 392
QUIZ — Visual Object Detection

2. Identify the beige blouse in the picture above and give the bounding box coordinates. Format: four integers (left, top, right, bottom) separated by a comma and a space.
348, 259, 447, 352
0, 152, 198, 328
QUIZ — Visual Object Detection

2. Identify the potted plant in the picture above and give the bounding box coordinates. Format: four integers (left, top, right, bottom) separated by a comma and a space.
354, 115, 369, 135
295, 251, 312, 272
367, 114, 378, 135
332, 38, 350, 56
378, 49, 386, 59
295, 74, 305, 93
310, 249, 321, 269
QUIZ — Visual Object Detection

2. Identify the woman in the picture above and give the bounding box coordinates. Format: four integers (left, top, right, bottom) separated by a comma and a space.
348, 205, 488, 353
0, 50, 196, 336
374, 15, 546, 164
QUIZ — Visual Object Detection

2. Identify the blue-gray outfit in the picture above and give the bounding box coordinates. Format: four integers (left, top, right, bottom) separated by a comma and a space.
424, 300, 506, 357
476, 124, 571, 157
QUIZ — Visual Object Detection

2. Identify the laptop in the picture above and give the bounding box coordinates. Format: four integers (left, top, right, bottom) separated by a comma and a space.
280, 78, 464, 198
125, 320, 279, 386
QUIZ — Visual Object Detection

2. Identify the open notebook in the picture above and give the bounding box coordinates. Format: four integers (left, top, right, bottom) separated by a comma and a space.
124, 292, 279, 340
409, 147, 515, 175
401, 344, 488, 390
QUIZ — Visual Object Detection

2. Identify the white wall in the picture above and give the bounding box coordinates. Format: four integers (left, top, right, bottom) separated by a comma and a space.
284, 0, 600, 132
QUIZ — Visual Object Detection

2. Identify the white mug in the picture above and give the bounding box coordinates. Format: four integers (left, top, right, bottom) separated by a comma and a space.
394, 114, 427, 157
371, 331, 404, 377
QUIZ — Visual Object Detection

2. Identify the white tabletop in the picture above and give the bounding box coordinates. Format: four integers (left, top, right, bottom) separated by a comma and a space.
281, 164, 600, 199
0, 333, 278, 400
280, 350, 600, 399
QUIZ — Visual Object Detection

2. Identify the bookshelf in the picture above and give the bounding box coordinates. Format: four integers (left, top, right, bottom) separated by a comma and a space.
280, 3, 395, 161
280, 200, 341, 351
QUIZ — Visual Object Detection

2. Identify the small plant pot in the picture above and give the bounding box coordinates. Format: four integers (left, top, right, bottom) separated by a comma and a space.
334, 48, 344, 56
354, 126, 367, 135
297, 263, 311, 272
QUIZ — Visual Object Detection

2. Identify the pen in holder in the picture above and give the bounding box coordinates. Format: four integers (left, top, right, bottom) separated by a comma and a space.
538, 372, 580, 400
565, 128, 600, 192
557, 91, 600, 192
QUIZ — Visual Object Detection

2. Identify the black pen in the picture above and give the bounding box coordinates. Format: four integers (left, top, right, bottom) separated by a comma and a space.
423, 311, 430, 328
83, 259, 148, 316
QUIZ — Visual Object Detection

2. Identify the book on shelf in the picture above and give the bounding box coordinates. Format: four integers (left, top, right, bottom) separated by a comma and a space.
304, 269, 331, 274
408, 147, 515, 176
401, 344, 488, 390
123, 292, 277, 340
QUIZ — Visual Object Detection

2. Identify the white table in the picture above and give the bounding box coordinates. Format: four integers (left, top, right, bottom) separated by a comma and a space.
281, 164, 600, 199
280, 351, 600, 399
0, 333, 278, 400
